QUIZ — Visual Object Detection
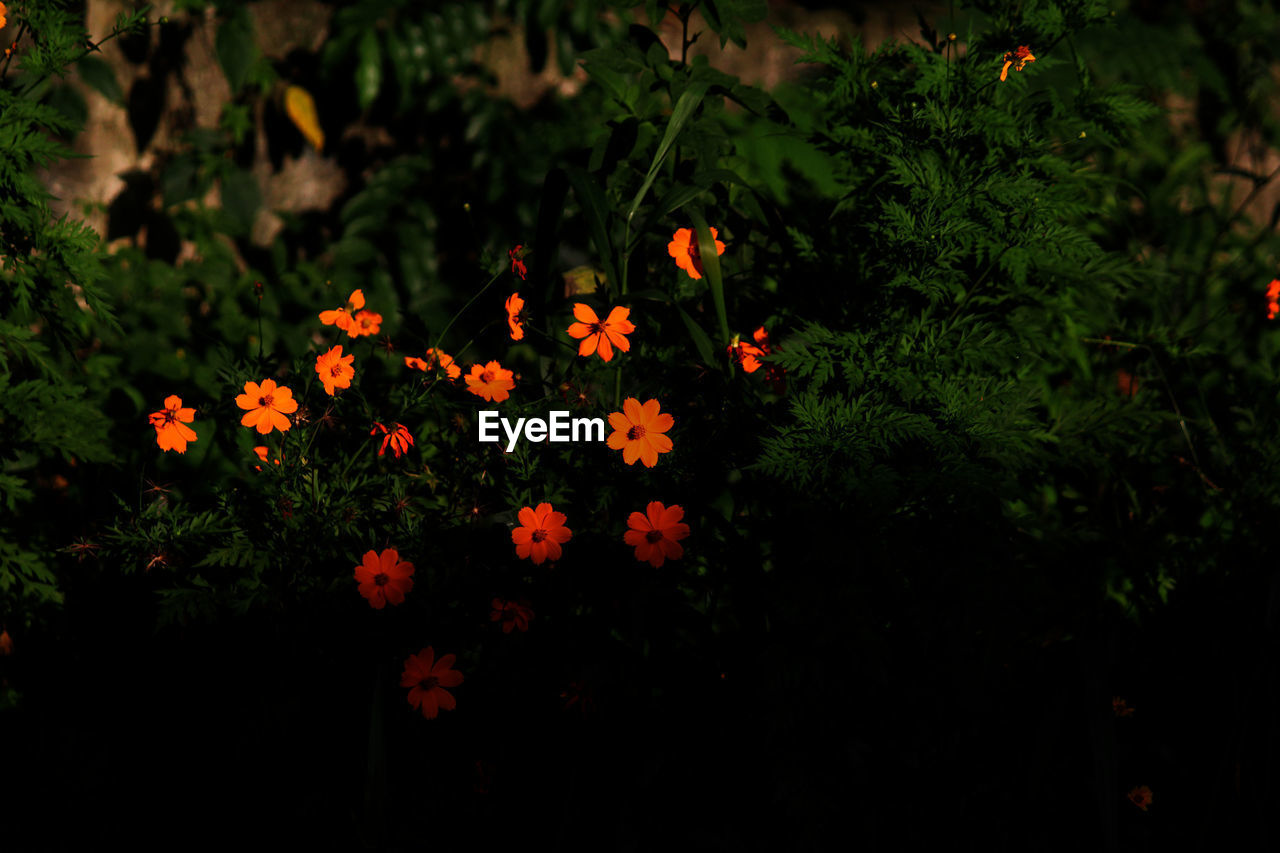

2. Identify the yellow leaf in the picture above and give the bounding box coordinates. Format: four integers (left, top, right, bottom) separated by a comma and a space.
285, 85, 324, 153
563, 265, 605, 297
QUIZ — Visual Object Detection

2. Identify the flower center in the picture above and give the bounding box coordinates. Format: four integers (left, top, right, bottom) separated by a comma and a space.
588, 322, 605, 335
330, 364, 344, 377
162, 410, 177, 424
627, 424, 646, 440
258, 394, 273, 408
531, 529, 547, 542
482, 371, 494, 382
419, 676, 438, 691
374, 573, 389, 586
644, 529, 663, 543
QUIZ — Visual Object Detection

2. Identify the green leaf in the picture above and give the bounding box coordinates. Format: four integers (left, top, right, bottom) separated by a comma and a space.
625, 82, 710, 226
689, 208, 730, 346
216, 8, 257, 94
677, 305, 717, 366
356, 29, 383, 111
564, 165, 620, 294
77, 56, 124, 105
220, 168, 261, 235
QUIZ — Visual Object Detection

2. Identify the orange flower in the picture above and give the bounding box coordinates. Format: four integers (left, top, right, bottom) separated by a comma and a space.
400, 647, 463, 719
511, 502, 572, 564
607, 397, 674, 468
0, 4, 8, 32
319, 289, 364, 331
999, 45, 1036, 82
0, 629, 12, 656
371, 422, 414, 458
348, 309, 382, 338
235, 378, 298, 434
490, 598, 534, 633
354, 548, 415, 609
509, 244, 528, 280
1127, 785, 1153, 811
465, 360, 515, 402
1116, 369, 1139, 398
506, 292, 525, 341
667, 227, 726, 280
148, 395, 197, 453
566, 303, 634, 362
1266, 278, 1280, 320
405, 348, 461, 380
727, 332, 767, 373
624, 501, 690, 567
1112, 697, 1135, 718
252, 446, 282, 470
315, 345, 355, 396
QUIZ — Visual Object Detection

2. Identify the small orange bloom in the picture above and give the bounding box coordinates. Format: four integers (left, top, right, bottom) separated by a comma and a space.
607, 398, 674, 468
511, 502, 572, 565
348, 309, 382, 338
509, 244, 528, 280
624, 501, 690, 568
0, 4, 8, 32
371, 422, 414, 458
235, 378, 298, 434
252, 446, 282, 470
1116, 369, 1139, 398
1000, 45, 1036, 82
319, 289, 364, 331
1112, 697, 1135, 718
727, 332, 767, 373
401, 647, 463, 719
566, 303, 634, 362
490, 598, 534, 633
405, 348, 461, 380
148, 395, 197, 453
465, 360, 516, 402
0, 629, 12, 656
1127, 785, 1153, 811
668, 227, 725, 280
506, 292, 526, 341
315, 345, 355, 396
354, 548, 415, 609
1266, 279, 1280, 320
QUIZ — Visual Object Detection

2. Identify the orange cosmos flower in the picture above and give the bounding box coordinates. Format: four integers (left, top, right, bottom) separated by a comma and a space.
315, 345, 355, 396
0, 629, 12, 656
490, 598, 534, 633
624, 501, 690, 568
727, 333, 767, 373
348, 309, 382, 338
465, 361, 515, 402
1266, 279, 1280, 320
1127, 785, 1153, 811
235, 378, 298, 434
401, 647, 463, 719
506, 292, 526, 341
1112, 697, 1135, 718
509, 244, 528, 280
371, 422, 414, 458
607, 397, 674, 468
0, 4, 8, 32
252, 445, 282, 470
319, 289, 364, 331
148, 395, 197, 453
354, 548, 415, 609
667, 226, 726, 280
512, 502, 572, 565
405, 348, 461, 380
566, 303, 634, 362
1000, 45, 1036, 82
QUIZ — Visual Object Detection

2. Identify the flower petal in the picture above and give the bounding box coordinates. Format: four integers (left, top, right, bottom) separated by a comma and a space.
623, 397, 643, 424
572, 303, 599, 324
